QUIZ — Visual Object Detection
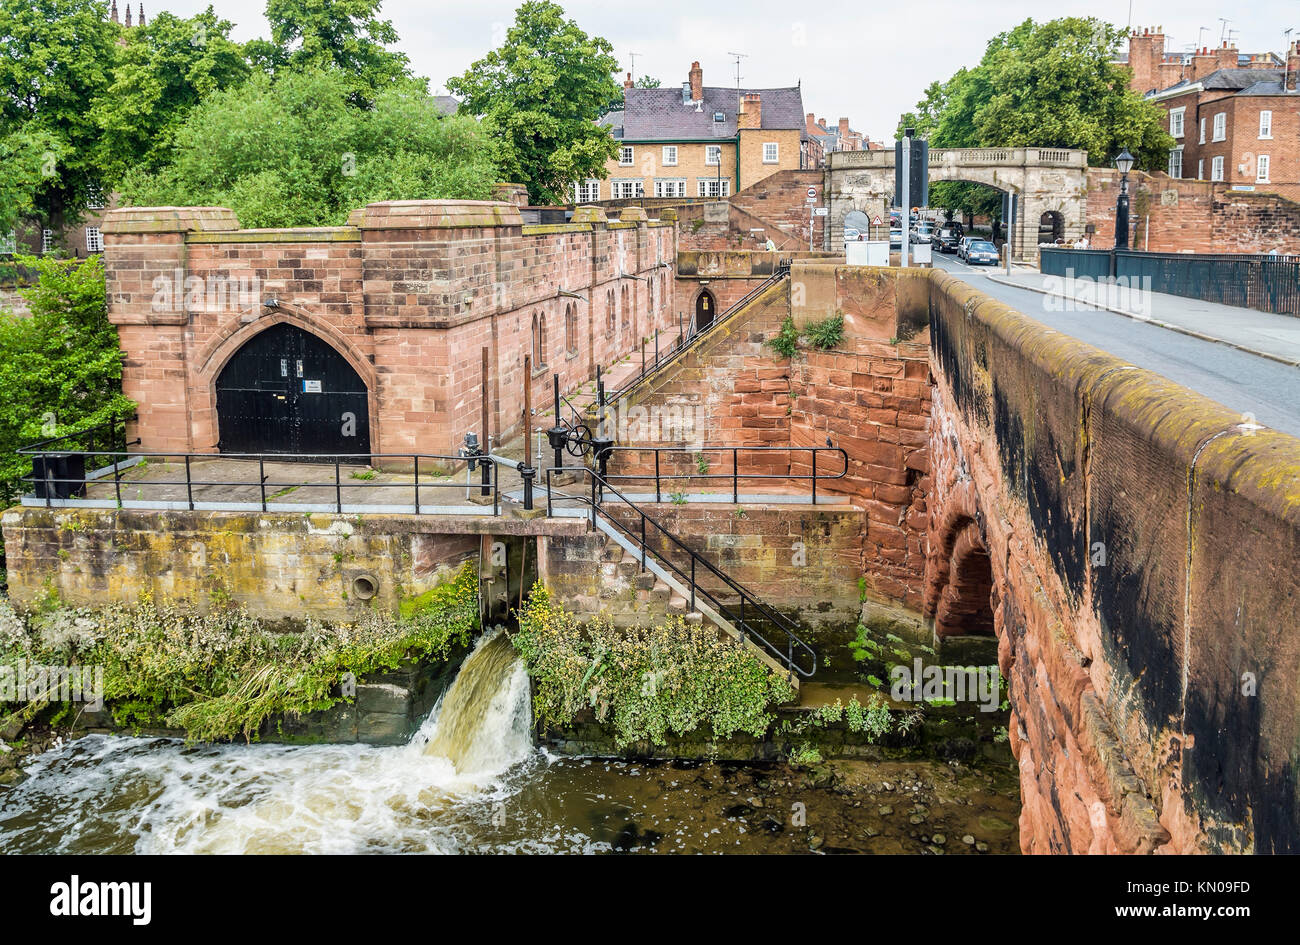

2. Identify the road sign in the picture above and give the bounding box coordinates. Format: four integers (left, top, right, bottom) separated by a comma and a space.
872, 216, 883, 225
813, 207, 829, 216
806, 187, 817, 198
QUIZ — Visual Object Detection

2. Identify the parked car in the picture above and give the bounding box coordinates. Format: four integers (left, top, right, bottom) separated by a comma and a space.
935, 228, 961, 253
911, 222, 934, 244
955, 237, 974, 261
963, 239, 1000, 265
889, 229, 903, 249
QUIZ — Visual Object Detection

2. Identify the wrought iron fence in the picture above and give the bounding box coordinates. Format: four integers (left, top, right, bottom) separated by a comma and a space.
1040, 247, 1300, 316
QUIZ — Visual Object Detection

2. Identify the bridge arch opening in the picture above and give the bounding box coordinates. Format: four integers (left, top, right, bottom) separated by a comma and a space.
933, 520, 997, 639
1038, 210, 1064, 245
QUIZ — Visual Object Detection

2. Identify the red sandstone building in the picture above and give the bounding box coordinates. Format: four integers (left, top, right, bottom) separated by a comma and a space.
101, 199, 675, 458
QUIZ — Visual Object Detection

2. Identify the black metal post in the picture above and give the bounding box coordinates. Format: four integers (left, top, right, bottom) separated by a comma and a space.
1115, 172, 1131, 251
654, 450, 661, 504
335, 460, 342, 513
185, 454, 194, 510
259, 457, 266, 511
811, 449, 817, 505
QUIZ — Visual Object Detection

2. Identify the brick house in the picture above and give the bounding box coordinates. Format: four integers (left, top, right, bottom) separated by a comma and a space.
1119, 27, 1284, 95
582, 62, 811, 203
1142, 40, 1300, 200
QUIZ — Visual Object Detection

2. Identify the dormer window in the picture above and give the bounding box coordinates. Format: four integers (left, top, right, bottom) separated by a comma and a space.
713, 112, 725, 122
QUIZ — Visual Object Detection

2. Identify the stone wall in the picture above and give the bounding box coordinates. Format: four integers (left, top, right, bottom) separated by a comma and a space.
1, 506, 584, 623
1085, 167, 1300, 254
925, 268, 1300, 854
102, 200, 676, 457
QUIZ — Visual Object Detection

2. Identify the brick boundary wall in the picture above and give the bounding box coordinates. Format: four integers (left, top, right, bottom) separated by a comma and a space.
926, 268, 1300, 853
102, 200, 676, 457
1086, 167, 1300, 254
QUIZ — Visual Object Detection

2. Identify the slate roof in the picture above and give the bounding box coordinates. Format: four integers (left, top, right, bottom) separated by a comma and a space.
432, 95, 460, 116
618, 84, 807, 141
1154, 68, 1285, 95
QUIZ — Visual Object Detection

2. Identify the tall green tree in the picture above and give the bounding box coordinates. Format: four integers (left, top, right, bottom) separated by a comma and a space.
121, 69, 498, 228
246, 0, 413, 103
0, 0, 117, 228
0, 255, 134, 504
897, 17, 1173, 219
447, 1, 620, 204
92, 8, 251, 182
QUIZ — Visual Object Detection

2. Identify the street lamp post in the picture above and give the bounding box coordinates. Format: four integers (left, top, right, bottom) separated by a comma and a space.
1114, 148, 1135, 250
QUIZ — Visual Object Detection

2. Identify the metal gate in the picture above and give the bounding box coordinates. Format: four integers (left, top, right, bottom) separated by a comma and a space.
216, 323, 371, 456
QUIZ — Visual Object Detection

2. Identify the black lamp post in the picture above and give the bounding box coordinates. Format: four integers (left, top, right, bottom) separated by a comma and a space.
1114, 148, 1135, 250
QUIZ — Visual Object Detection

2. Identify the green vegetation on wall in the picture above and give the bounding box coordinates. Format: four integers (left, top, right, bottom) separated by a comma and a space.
0, 561, 480, 742
511, 584, 797, 748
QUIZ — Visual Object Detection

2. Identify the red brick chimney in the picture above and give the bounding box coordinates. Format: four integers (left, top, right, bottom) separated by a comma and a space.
1191, 47, 1220, 81
838, 117, 850, 140
739, 93, 761, 129
1288, 40, 1300, 92
624, 72, 633, 90
1127, 28, 1166, 93
1215, 41, 1238, 71
688, 61, 703, 103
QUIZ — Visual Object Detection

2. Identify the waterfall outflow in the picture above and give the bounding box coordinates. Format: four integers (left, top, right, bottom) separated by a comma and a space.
415, 628, 533, 775
0, 628, 536, 854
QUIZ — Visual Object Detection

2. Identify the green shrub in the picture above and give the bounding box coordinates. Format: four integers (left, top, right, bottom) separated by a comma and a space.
806, 313, 844, 350
766, 315, 799, 359
0, 561, 480, 742
511, 584, 797, 748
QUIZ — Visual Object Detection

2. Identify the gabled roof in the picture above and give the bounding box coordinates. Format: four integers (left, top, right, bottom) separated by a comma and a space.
432, 95, 460, 116
620, 84, 806, 141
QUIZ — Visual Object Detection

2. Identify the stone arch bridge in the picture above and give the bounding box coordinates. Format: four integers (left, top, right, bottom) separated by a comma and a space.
825, 147, 1089, 261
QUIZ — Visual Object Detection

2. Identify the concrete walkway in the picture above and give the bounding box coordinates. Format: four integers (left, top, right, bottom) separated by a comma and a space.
985, 270, 1300, 368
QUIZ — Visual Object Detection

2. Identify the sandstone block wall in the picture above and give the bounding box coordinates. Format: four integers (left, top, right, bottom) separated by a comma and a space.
101, 201, 676, 458
926, 268, 1300, 854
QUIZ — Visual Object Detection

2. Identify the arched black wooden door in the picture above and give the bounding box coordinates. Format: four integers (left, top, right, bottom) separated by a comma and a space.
695, 290, 716, 333
216, 323, 371, 457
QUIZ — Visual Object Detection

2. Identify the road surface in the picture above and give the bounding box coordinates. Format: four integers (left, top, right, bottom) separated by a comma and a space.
929, 251, 1300, 438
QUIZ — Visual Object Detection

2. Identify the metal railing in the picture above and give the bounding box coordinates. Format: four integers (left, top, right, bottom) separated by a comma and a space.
18, 441, 501, 515
546, 464, 817, 677
1040, 247, 1300, 316
604, 260, 792, 406
602, 444, 849, 504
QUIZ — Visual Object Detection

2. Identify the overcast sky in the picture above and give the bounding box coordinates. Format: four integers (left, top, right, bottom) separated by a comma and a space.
152, 0, 1297, 138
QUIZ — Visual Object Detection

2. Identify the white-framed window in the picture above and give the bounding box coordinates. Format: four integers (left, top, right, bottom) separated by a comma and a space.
762, 142, 779, 163
713, 112, 725, 122
1169, 107, 1185, 138
611, 179, 644, 199
1197, 159, 1204, 180
1212, 112, 1226, 142
1211, 155, 1225, 181
1257, 154, 1270, 182
705, 144, 721, 166
619, 145, 634, 166
697, 178, 730, 198
654, 178, 686, 198
85, 226, 103, 253
86, 187, 105, 210
1167, 147, 1183, 179
0, 231, 15, 255
1259, 110, 1273, 139
1199, 117, 1206, 144
41, 229, 54, 254
573, 179, 600, 203
662, 146, 677, 166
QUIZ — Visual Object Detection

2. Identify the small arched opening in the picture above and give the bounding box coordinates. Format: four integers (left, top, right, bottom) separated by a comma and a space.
694, 288, 716, 333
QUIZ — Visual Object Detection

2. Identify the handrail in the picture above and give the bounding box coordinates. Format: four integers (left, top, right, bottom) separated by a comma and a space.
605, 260, 792, 405
546, 464, 817, 677
20, 447, 500, 516
603, 444, 849, 504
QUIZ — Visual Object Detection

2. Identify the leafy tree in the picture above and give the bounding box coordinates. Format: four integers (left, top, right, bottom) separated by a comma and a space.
248, 0, 413, 102
447, 1, 620, 204
92, 8, 251, 182
0, 0, 117, 227
0, 128, 64, 237
121, 69, 498, 228
0, 255, 134, 505
897, 17, 1172, 221
901, 18, 1171, 166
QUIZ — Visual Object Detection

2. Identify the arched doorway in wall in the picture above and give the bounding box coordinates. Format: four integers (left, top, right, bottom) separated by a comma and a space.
694, 289, 716, 333
1038, 210, 1064, 245
215, 322, 370, 456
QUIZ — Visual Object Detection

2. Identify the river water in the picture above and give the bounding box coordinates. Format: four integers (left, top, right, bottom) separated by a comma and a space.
0, 632, 1021, 854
